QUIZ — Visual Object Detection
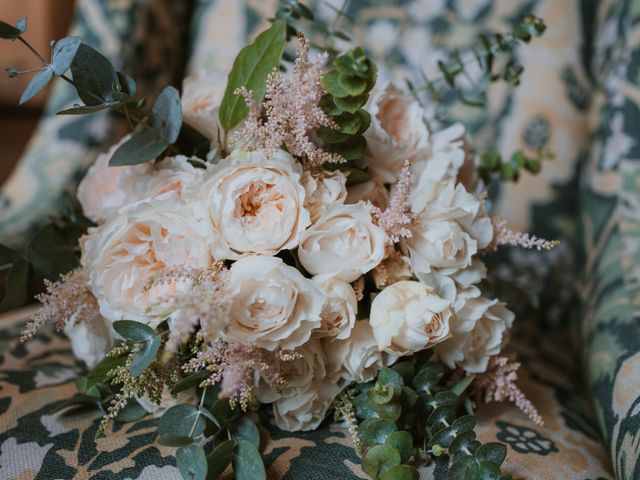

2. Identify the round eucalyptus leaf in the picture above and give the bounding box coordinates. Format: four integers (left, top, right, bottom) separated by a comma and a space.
231, 417, 261, 449
232, 439, 266, 480
51, 36, 81, 75
358, 418, 397, 446
379, 464, 419, 480
474, 443, 507, 466
384, 431, 413, 463
362, 444, 401, 479
158, 403, 205, 439
207, 439, 236, 478
176, 444, 207, 480
115, 399, 147, 423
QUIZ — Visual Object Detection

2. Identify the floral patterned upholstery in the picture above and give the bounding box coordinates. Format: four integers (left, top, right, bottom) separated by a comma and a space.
0, 0, 639, 478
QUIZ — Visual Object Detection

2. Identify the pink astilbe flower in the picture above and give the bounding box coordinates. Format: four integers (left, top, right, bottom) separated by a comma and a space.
233, 34, 344, 168
476, 355, 543, 426
372, 160, 414, 243
492, 217, 559, 251
147, 263, 230, 353
21, 268, 100, 342
184, 340, 299, 410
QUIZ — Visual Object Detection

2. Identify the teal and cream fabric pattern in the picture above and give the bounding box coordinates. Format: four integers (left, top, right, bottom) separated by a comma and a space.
0, 0, 639, 478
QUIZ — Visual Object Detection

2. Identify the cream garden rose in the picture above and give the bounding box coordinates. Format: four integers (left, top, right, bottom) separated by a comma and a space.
370, 280, 452, 354
199, 149, 311, 259
63, 311, 114, 368
407, 178, 493, 276
312, 274, 358, 340
77, 135, 151, 224
83, 195, 214, 327
303, 169, 347, 222
222, 256, 325, 351
436, 295, 515, 373
325, 319, 396, 384
360, 83, 430, 183
298, 202, 386, 282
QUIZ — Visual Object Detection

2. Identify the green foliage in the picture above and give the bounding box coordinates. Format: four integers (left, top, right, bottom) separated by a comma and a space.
353, 360, 510, 480
26, 222, 84, 280
219, 19, 287, 131
409, 15, 546, 120
110, 86, 182, 166
319, 47, 376, 177
0, 245, 29, 313
51, 36, 81, 75
273, 0, 314, 41
177, 444, 208, 480
233, 439, 267, 480
20, 68, 53, 105
0, 17, 26, 39
478, 148, 554, 183
70, 43, 121, 106
112, 320, 161, 377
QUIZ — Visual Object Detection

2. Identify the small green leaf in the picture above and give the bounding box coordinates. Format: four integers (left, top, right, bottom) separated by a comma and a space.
333, 93, 369, 114
157, 434, 194, 447
474, 443, 507, 465
177, 444, 207, 480
207, 439, 236, 479
384, 431, 413, 463
428, 406, 457, 430
358, 418, 397, 446
0, 18, 24, 39
113, 320, 156, 343
379, 464, 419, 480
219, 19, 287, 131
362, 445, 401, 478
20, 67, 53, 105
451, 415, 477, 434
27, 222, 84, 279
116, 399, 148, 422
109, 127, 168, 166
51, 36, 81, 75
231, 417, 260, 449
85, 354, 127, 389
70, 43, 120, 105
449, 430, 477, 456
117, 71, 137, 96
377, 367, 404, 391
172, 371, 208, 395
152, 86, 182, 144
465, 461, 502, 480
158, 404, 206, 439
57, 103, 119, 115
6, 67, 18, 77
52, 393, 102, 414
210, 399, 237, 427
322, 70, 350, 98
446, 455, 476, 480
233, 439, 266, 480
130, 336, 161, 377
324, 135, 366, 160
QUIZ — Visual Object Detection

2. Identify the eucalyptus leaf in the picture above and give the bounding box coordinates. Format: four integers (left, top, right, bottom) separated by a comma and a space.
85, 354, 128, 389
70, 43, 120, 105
117, 71, 137, 96
151, 86, 182, 144
20, 67, 53, 105
358, 418, 397, 446
380, 465, 419, 480
157, 434, 194, 447
113, 320, 156, 343
51, 36, 81, 75
109, 127, 168, 166
172, 371, 208, 395
116, 399, 148, 422
177, 444, 207, 480
384, 431, 413, 463
52, 393, 102, 414
57, 103, 119, 115
474, 443, 507, 465
207, 439, 236, 479
0, 18, 25, 39
232, 439, 266, 480
158, 403, 206, 439
219, 19, 286, 131
362, 444, 401, 478
230, 417, 260, 449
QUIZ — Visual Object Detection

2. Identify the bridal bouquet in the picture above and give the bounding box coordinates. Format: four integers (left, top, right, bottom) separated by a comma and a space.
2, 4, 553, 479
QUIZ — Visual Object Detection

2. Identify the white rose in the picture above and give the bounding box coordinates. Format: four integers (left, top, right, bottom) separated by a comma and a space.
312, 274, 357, 340
181, 69, 226, 143
436, 296, 514, 373
370, 280, 452, 354
360, 83, 430, 183
298, 203, 386, 282
259, 340, 340, 432
407, 178, 493, 276
303, 170, 348, 222
345, 178, 389, 209
83, 195, 214, 327
77, 135, 151, 223
412, 123, 480, 193
142, 156, 207, 201
64, 311, 114, 368
199, 149, 310, 259
222, 256, 325, 351
325, 319, 396, 384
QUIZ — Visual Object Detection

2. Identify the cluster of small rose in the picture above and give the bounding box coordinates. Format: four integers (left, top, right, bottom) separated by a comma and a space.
67, 66, 514, 432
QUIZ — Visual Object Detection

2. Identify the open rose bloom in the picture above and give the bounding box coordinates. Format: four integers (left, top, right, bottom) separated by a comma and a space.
30, 27, 553, 444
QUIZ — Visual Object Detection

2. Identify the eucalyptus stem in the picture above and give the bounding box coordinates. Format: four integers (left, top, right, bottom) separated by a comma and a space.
188, 387, 208, 438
